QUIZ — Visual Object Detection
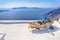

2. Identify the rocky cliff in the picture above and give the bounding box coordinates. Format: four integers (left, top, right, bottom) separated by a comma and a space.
44, 8, 60, 20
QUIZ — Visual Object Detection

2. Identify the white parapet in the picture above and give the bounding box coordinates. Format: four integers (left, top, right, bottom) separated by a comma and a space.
0, 33, 6, 40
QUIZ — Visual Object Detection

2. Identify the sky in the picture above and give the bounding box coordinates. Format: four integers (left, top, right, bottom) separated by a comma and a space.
0, 0, 60, 8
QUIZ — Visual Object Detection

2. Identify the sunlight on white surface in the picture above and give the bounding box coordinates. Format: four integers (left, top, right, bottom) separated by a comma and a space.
0, 20, 60, 40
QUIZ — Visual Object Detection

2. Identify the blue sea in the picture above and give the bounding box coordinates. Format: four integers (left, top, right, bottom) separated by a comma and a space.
0, 8, 54, 20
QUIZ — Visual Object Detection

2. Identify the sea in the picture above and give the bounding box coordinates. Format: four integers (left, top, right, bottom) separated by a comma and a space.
0, 8, 54, 20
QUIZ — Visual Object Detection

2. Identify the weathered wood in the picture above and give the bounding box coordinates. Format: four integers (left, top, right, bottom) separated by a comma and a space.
29, 20, 54, 31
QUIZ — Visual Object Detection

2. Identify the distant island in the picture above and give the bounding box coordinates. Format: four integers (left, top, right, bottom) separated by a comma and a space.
0, 10, 8, 12
12, 7, 41, 9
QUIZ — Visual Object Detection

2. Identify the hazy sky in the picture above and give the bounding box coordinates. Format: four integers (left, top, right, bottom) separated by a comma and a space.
0, 0, 60, 8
